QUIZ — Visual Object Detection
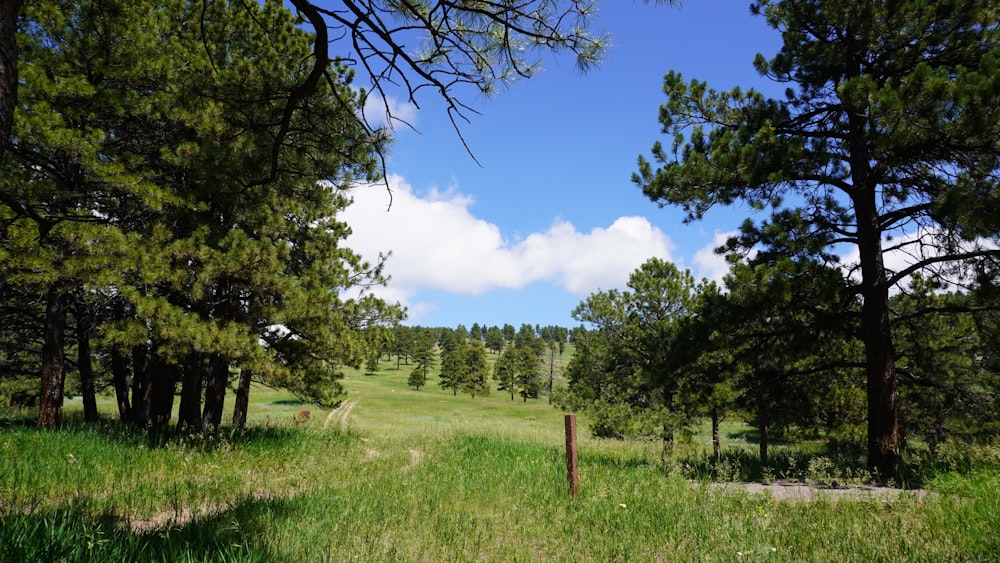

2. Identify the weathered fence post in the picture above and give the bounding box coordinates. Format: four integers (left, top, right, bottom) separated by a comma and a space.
565, 413, 579, 496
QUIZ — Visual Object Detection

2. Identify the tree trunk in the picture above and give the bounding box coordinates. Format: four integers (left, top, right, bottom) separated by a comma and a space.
110, 348, 132, 423
711, 406, 720, 459
759, 419, 769, 464
176, 353, 203, 434
853, 189, 899, 479
661, 422, 674, 459
0, 0, 22, 158
75, 297, 98, 423
148, 353, 175, 430
547, 346, 555, 405
232, 368, 253, 430
202, 353, 228, 431
130, 345, 152, 427
37, 286, 66, 428
848, 104, 900, 479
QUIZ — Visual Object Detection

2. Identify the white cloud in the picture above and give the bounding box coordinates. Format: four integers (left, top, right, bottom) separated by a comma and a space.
840, 227, 999, 292
692, 231, 737, 283
361, 93, 418, 131
340, 175, 676, 316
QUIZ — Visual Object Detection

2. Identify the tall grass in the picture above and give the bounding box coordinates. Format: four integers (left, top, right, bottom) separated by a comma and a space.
2, 363, 999, 561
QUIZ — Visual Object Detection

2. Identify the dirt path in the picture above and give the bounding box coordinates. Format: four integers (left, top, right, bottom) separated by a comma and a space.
323, 398, 359, 431
706, 480, 933, 501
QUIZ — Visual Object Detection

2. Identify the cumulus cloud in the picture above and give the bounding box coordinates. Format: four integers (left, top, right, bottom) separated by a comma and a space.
839, 227, 999, 292
361, 93, 418, 131
692, 231, 738, 283
340, 175, 676, 314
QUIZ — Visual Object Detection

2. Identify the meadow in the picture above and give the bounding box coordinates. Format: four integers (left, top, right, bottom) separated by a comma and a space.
2, 356, 999, 562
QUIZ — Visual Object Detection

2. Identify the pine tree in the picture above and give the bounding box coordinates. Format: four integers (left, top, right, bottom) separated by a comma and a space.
634, 0, 1000, 476
461, 342, 490, 398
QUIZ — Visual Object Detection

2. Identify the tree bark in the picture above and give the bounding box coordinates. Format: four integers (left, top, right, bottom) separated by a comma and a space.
0, 0, 21, 158
110, 348, 132, 423
202, 353, 228, 431
130, 345, 152, 427
176, 353, 203, 434
232, 368, 253, 430
148, 353, 175, 430
74, 298, 98, 423
37, 285, 66, 428
850, 126, 900, 479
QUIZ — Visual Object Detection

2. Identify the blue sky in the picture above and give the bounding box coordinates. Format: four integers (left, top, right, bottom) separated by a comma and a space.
341, 2, 786, 329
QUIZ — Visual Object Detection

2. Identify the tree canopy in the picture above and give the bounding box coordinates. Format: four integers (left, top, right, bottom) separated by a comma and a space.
2, 0, 403, 430
634, 0, 1000, 477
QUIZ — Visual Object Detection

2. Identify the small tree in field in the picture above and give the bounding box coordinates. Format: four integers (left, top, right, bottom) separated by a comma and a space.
461, 342, 490, 398
408, 366, 426, 390
494, 345, 518, 400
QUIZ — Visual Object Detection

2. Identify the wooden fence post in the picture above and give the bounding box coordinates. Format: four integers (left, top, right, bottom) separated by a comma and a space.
565, 413, 579, 496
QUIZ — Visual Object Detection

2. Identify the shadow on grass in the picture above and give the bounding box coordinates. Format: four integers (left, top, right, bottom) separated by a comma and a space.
0, 411, 313, 452
670, 441, 995, 488
0, 495, 298, 562
725, 428, 796, 447
269, 399, 310, 406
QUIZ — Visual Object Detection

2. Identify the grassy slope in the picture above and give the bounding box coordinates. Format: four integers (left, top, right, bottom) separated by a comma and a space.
2, 353, 999, 561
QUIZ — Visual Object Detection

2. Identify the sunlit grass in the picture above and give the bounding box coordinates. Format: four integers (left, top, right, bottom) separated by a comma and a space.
2, 357, 999, 561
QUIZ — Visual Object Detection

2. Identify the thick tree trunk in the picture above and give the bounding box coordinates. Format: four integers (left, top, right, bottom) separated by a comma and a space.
232, 368, 253, 430
0, 0, 21, 157
37, 286, 66, 428
853, 189, 899, 479
176, 353, 203, 434
75, 298, 98, 423
202, 353, 228, 431
847, 103, 900, 479
110, 349, 132, 423
148, 354, 175, 430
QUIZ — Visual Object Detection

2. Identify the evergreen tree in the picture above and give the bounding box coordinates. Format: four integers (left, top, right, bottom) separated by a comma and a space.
514, 346, 543, 402
461, 342, 490, 398
408, 328, 436, 390
4, 0, 403, 429
634, 0, 1000, 476
484, 326, 505, 354
438, 330, 468, 396
494, 345, 518, 400
571, 258, 706, 450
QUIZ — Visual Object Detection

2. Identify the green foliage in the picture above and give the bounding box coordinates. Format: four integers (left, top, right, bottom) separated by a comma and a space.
565, 258, 709, 441
894, 276, 1000, 449
493, 345, 517, 400
460, 342, 490, 398
2, 0, 404, 429
634, 0, 1000, 474
484, 326, 505, 354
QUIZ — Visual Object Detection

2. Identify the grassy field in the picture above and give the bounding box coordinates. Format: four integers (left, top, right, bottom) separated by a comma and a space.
2, 357, 999, 561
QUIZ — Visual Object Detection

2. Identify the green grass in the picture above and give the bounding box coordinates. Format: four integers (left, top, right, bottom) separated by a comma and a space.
2, 361, 999, 561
